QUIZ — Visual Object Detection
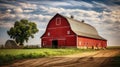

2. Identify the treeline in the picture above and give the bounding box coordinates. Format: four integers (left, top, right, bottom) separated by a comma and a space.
0, 45, 40, 49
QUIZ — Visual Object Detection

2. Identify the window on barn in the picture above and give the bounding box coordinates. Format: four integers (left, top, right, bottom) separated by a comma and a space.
56, 17, 61, 25
79, 41, 81, 45
48, 32, 50, 36
67, 30, 70, 34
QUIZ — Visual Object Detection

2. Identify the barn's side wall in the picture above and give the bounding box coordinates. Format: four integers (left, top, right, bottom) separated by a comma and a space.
77, 36, 107, 49
41, 14, 76, 48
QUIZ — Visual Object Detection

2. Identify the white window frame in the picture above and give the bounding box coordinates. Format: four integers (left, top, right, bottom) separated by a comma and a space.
67, 30, 70, 34
48, 32, 50, 36
56, 17, 61, 25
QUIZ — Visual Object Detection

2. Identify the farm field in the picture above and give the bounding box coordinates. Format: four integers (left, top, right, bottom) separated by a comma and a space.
0, 47, 120, 67
0, 48, 94, 66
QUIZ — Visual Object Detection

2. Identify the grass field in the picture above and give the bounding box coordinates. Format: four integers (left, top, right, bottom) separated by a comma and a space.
0, 48, 94, 65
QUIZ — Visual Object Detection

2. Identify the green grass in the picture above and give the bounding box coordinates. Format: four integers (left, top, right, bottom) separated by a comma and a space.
0, 48, 94, 65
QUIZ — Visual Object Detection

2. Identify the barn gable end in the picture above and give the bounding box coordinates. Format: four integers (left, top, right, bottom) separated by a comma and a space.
41, 13, 77, 48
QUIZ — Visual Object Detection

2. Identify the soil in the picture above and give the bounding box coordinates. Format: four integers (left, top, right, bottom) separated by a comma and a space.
2, 49, 120, 67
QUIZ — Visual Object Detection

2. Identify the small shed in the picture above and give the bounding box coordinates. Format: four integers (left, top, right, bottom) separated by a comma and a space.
5, 40, 18, 48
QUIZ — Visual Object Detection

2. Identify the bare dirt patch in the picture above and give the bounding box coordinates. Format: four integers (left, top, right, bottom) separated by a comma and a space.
2, 49, 120, 67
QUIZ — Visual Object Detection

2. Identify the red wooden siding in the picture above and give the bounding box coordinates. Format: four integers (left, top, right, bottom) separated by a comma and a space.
77, 36, 107, 49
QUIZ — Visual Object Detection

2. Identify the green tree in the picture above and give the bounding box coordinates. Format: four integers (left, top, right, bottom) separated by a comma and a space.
7, 19, 39, 46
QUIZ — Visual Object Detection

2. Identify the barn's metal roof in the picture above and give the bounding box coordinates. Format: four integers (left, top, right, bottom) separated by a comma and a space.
61, 14, 106, 40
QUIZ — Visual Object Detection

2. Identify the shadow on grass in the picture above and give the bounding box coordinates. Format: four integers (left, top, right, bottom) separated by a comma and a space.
102, 55, 120, 67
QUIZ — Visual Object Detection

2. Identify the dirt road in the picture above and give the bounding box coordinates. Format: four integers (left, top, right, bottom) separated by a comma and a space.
2, 49, 120, 67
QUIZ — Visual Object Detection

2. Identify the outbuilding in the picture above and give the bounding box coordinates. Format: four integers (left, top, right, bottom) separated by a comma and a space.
41, 13, 107, 49
5, 40, 18, 48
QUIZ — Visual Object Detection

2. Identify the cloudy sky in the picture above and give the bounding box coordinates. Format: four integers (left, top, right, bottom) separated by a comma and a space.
0, 0, 120, 46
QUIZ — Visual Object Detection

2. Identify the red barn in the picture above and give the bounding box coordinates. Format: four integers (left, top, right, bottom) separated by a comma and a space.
41, 13, 107, 49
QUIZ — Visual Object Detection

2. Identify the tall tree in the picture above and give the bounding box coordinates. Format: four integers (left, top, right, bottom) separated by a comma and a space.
7, 19, 39, 46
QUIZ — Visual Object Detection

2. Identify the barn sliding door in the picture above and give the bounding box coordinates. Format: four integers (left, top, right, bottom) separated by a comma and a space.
52, 40, 58, 48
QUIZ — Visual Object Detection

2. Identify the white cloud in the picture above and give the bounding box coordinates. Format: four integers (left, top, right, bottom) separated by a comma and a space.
18, 2, 37, 9
0, 13, 16, 20
23, 9, 34, 12
0, 3, 17, 8
40, 6, 98, 14
32, 14, 51, 21
92, 1, 110, 9
40, 1, 93, 8
13, 7, 23, 13
16, 14, 27, 19
39, 6, 65, 14
93, 1, 120, 11
0, 22, 14, 28
6, 9, 12, 13
69, 1, 94, 8
102, 10, 120, 22
46, 1, 71, 6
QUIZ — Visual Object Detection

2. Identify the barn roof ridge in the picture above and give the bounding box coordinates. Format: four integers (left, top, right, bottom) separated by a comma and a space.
57, 13, 95, 28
